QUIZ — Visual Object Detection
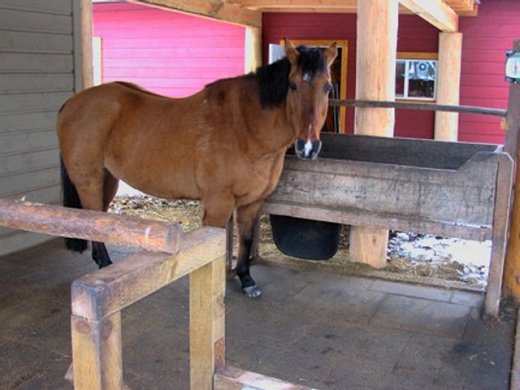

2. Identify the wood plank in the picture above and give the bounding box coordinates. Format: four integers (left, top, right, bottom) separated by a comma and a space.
0, 148, 59, 176
214, 366, 314, 390
71, 312, 123, 390
71, 227, 225, 321
226, 0, 357, 12
503, 39, 520, 299
0, 30, 73, 53
190, 256, 225, 390
0, 92, 71, 114
0, 111, 58, 133
131, 0, 261, 27
0, 8, 72, 34
435, 32, 463, 141
0, 130, 58, 153
399, 0, 459, 32
0, 167, 60, 198
0, 198, 184, 254
353, 0, 399, 268
263, 202, 491, 242
0, 53, 73, 73
0, 73, 73, 93
485, 154, 514, 317
0, 0, 73, 15
268, 154, 498, 228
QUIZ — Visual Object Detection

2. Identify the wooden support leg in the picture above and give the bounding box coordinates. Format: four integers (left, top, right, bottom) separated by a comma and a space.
71, 311, 123, 390
349, 226, 388, 268
190, 256, 226, 390
485, 154, 514, 317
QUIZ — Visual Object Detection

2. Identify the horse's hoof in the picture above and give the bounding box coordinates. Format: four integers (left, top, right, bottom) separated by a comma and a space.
242, 285, 262, 298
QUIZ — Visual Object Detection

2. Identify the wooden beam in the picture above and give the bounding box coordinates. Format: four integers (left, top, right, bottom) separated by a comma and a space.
0, 198, 184, 255
244, 26, 262, 73
80, 0, 93, 89
226, 0, 357, 12
71, 312, 123, 390
503, 39, 520, 299
399, 0, 459, 32
132, 0, 261, 27
350, 0, 399, 269
215, 366, 315, 390
435, 32, 463, 141
71, 227, 225, 321
190, 256, 226, 390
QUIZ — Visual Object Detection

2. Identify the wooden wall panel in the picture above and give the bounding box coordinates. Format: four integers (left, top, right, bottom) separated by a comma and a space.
0, 0, 78, 256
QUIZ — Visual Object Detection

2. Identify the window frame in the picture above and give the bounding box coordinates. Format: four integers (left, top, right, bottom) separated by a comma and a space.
396, 52, 438, 102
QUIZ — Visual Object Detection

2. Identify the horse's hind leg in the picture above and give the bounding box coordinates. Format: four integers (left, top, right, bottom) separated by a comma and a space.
236, 200, 263, 298
75, 169, 118, 268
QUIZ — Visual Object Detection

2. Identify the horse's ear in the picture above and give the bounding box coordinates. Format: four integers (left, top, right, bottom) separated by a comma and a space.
324, 42, 338, 67
283, 38, 299, 66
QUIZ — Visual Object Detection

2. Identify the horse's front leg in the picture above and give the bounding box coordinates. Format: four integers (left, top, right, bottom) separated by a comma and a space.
236, 200, 263, 298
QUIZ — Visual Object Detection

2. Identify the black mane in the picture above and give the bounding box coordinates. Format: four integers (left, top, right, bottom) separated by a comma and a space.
253, 46, 328, 108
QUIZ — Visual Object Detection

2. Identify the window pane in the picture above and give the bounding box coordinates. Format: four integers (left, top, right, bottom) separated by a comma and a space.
395, 61, 406, 97
407, 60, 436, 99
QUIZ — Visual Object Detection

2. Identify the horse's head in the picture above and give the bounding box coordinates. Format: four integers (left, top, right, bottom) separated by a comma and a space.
284, 39, 337, 160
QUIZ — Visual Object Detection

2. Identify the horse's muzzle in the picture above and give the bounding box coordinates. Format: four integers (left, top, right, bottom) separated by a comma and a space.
294, 139, 322, 160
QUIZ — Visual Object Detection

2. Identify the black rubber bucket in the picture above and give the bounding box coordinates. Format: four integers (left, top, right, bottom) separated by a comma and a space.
269, 215, 341, 260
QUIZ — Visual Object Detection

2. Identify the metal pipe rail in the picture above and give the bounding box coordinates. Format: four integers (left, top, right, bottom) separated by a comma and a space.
330, 99, 507, 117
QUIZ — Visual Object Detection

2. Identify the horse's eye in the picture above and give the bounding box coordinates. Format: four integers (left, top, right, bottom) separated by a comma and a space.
324, 83, 333, 94
289, 82, 297, 92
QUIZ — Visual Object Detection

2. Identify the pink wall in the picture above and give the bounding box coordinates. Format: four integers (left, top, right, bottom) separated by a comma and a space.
93, 2, 245, 98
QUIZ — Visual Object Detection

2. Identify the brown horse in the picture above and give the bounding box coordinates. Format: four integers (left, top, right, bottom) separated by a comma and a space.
57, 39, 337, 297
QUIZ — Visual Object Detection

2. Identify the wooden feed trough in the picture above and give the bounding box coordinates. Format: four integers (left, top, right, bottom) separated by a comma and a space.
265, 132, 514, 318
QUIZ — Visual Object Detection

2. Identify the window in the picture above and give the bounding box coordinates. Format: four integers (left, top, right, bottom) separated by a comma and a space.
396, 56, 437, 101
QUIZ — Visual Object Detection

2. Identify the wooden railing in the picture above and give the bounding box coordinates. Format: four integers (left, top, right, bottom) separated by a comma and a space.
0, 198, 310, 389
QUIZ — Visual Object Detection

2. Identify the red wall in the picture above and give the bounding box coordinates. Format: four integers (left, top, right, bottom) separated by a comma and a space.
93, 2, 245, 98
262, 13, 438, 139
263, 0, 520, 144
458, 0, 520, 143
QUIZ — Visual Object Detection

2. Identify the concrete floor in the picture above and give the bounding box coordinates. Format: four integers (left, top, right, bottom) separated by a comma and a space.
0, 238, 516, 390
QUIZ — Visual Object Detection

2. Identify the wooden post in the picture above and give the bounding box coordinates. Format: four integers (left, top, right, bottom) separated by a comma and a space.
350, 0, 398, 268
245, 26, 262, 73
190, 256, 226, 390
80, 0, 93, 89
71, 312, 123, 390
503, 39, 520, 299
435, 32, 463, 141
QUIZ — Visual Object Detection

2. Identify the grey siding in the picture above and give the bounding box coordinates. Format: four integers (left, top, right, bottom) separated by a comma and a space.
0, 0, 81, 255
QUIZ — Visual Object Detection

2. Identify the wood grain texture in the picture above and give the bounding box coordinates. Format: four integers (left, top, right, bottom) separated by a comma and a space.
71, 227, 225, 321
435, 32, 463, 141
190, 256, 226, 390
71, 312, 123, 390
215, 366, 314, 390
352, 0, 398, 267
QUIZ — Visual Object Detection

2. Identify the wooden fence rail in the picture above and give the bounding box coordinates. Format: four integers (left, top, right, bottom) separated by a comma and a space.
0, 198, 183, 254
0, 198, 309, 389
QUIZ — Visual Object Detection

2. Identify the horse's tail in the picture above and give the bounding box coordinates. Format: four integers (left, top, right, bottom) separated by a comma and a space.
60, 157, 88, 253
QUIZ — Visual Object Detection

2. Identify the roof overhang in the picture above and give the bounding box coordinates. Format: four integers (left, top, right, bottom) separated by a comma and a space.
129, 0, 479, 30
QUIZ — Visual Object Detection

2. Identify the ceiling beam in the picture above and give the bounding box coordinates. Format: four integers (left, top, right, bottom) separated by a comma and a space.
226, 0, 358, 12
399, 0, 459, 32
131, 0, 262, 27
